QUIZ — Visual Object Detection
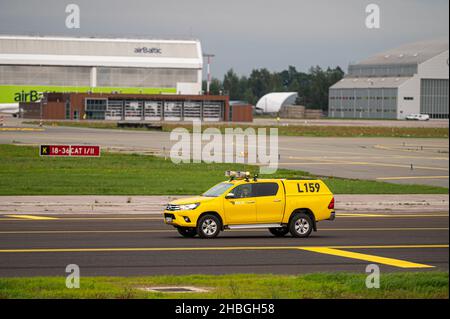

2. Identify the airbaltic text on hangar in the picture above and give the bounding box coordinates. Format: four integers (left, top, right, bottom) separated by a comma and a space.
15, 90, 42, 102
134, 47, 162, 54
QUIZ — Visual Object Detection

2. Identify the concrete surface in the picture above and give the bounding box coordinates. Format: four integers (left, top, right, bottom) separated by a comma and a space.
254, 118, 450, 128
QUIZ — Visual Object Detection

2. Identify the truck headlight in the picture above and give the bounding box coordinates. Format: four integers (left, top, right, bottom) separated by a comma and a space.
179, 203, 200, 210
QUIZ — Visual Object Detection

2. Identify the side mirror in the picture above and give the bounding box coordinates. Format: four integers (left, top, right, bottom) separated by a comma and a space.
225, 193, 235, 199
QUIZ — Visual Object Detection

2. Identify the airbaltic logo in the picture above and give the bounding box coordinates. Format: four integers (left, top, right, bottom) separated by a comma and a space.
134, 47, 162, 54
14, 90, 42, 102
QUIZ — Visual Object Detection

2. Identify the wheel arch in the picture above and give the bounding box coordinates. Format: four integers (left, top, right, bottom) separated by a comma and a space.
197, 211, 224, 230
289, 208, 317, 231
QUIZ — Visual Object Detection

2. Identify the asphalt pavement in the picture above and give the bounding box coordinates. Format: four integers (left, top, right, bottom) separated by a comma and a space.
0, 211, 447, 277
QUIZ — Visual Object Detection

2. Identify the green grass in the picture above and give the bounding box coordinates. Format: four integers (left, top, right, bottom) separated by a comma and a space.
0, 144, 447, 195
23, 120, 449, 138
0, 272, 447, 299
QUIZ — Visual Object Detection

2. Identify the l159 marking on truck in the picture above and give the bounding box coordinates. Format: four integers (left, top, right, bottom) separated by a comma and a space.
297, 182, 321, 193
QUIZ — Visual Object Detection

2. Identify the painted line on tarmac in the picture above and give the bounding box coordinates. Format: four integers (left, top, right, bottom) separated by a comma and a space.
0, 128, 45, 132
0, 244, 445, 269
0, 244, 446, 253
299, 247, 433, 268
277, 161, 448, 171
0, 214, 447, 221
5, 215, 59, 220
374, 144, 449, 154
0, 216, 162, 221
0, 227, 447, 235
336, 213, 449, 218
376, 176, 449, 181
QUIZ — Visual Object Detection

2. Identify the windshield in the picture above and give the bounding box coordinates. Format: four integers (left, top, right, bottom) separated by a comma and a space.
202, 182, 234, 197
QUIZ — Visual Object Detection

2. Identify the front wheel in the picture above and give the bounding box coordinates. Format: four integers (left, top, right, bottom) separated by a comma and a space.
197, 214, 221, 238
269, 227, 289, 237
177, 227, 197, 238
289, 213, 313, 238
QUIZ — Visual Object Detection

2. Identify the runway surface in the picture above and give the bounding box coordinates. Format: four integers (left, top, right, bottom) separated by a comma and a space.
0, 123, 448, 187
0, 211, 447, 277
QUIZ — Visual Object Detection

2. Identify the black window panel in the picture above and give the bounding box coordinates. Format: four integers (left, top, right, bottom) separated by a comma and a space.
254, 183, 279, 197
232, 184, 253, 198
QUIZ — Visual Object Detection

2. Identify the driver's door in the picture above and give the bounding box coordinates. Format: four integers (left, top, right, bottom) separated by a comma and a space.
223, 184, 257, 224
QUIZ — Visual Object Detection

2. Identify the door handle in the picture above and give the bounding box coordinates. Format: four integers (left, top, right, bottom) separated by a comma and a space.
246, 201, 255, 204
273, 199, 282, 202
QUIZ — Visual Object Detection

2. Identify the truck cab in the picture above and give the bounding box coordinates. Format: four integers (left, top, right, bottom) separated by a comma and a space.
164, 171, 335, 238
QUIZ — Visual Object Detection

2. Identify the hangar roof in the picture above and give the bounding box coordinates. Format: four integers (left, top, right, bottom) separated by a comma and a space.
353, 38, 448, 66
330, 77, 411, 89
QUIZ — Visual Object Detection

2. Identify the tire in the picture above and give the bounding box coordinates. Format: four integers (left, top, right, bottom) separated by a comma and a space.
177, 227, 197, 238
269, 227, 289, 237
197, 214, 221, 238
289, 213, 313, 238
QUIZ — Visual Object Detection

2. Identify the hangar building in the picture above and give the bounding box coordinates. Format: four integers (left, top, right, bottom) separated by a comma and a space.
0, 35, 203, 111
329, 38, 449, 119
255, 92, 298, 113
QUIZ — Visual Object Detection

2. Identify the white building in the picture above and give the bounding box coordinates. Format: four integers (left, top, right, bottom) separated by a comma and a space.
329, 38, 449, 119
0, 35, 203, 112
255, 92, 298, 113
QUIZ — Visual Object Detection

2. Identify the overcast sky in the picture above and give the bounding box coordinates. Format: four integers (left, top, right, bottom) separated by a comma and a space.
0, 0, 448, 78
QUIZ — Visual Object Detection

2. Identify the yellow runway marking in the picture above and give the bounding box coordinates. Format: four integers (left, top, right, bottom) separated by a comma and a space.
288, 155, 449, 161
58, 217, 163, 221
5, 215, 58, 220
299, 247, 434, 268
0, 128, 45, 132
1, 213, 447, 221
0, 227, 447, 235
0, 244, 447, 253
277, 161, 448, 171
376, 176, 449, 181
0, 229, 171, 234
336, 213, 449, 218
321, 227, 449, 231
374, 144, 449, 154
0, 216, 162, 221
0, 243, 447, 270
326, 244, 448, 249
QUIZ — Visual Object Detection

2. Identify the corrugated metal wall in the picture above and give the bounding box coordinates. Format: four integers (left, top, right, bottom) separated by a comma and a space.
329, 88, 398, 119
0, 65, 91, 86
420, 79, 449, 119
0, 38, 199, 58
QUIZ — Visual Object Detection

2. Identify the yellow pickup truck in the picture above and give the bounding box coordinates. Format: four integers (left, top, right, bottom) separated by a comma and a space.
164, 171, 335, 238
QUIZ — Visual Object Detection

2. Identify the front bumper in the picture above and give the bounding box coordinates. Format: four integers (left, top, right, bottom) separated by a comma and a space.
163, 211, 197, 227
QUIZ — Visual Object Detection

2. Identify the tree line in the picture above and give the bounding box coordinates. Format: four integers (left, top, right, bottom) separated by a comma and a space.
203, 65, 345, 110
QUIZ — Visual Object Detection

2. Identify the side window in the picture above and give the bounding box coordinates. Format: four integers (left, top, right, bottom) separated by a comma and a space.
232, 184, 253, 198
254, 183, 279, 197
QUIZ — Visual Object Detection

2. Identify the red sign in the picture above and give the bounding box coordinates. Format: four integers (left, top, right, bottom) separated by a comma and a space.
40, 145, 100, 157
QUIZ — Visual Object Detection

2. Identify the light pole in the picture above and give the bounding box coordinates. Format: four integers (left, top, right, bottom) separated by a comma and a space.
203, 53, 215, 95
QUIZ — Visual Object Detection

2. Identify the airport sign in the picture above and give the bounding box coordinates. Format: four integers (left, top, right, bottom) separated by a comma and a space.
40, 145, 100, 157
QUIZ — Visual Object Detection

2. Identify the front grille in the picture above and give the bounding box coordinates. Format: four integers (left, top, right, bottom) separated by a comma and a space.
166, 204, 180, 211
164, 213, 176, 220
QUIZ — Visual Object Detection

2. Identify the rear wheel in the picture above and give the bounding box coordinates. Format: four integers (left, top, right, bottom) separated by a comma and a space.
269, 227, 289, 237
177, 227, 197, 238
289, 213, 313, 238
197, 214, 221, 238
